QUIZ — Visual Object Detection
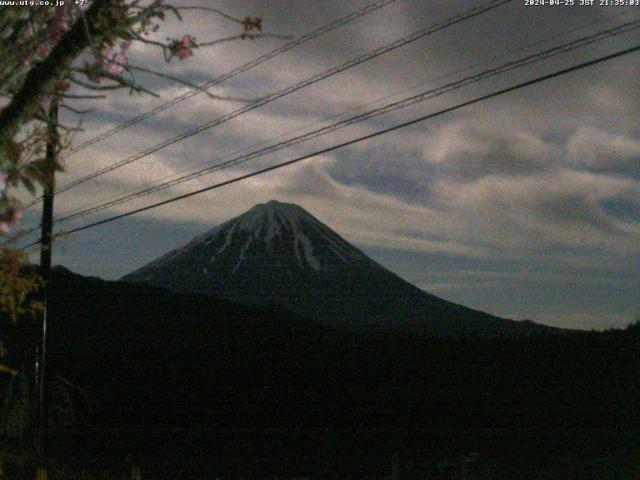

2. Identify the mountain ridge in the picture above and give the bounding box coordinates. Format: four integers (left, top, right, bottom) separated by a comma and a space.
123, 200, 558, 337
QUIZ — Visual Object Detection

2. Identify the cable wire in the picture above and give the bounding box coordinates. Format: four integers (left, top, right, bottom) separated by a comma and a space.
8, 12, 637, 245
64, 0, 399, 158
54, 19, 640, 224
58, 8, 637, 220
21, 0, 397, 213
29, 0, 513, 206
20, 42, 640, 250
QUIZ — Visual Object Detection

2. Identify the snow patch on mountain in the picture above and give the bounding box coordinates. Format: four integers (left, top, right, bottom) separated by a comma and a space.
122, 200, 546, 337
198, 201, 331, 272
129, 200, 369, 281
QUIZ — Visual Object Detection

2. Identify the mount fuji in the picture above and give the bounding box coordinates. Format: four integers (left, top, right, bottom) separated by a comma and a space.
123, 200, 552, 336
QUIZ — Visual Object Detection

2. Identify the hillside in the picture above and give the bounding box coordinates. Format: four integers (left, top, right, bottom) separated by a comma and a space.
1, 267, 638, 478
123, 201, 558, 337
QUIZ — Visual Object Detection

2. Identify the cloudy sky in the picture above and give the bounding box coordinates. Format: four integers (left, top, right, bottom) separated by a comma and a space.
17, 0, 640, 329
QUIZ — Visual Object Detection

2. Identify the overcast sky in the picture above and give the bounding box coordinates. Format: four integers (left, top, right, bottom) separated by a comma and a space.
17, 0, 640, 329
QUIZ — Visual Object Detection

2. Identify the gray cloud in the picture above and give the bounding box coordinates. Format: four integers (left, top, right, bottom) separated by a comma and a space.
425, 117, 559, 180
17, 0, 640, 330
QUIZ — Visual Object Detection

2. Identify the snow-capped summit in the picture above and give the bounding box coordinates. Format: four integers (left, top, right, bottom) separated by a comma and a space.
214, 200, 369, 272
123, 201, 551, 336
136, 200, 368, 278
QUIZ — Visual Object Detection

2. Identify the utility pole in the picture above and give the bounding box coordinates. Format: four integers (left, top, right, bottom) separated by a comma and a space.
35, 100, 57, 480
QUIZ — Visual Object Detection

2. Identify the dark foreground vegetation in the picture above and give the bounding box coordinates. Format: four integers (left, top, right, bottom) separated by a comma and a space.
1, 268, 639, 478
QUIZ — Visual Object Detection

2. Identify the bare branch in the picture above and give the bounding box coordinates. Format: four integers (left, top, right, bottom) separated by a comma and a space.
60, 104, 95, 115
131, 31, 168, 51
159, 4, 182, 22
97, 72, 160, 97
70, 76, 128, 91
127, 64, 220, 99
0, 0, 121, 144
62, 94, 107, 100
56, 123, 84, 133
169, 5, 245, 24
198, 32, 293, 47
127, 0, 164, 26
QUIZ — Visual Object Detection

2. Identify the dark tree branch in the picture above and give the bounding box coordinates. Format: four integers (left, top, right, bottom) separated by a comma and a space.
70, 76, 127, 91
71, 70, 160, 97
169, 5, 244, 24
60, 104, 94, 115
62, 94, 106, 100
198, 32, 292, 47
0, 0, 118, 144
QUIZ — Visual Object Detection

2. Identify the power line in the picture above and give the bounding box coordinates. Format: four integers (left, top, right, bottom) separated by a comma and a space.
64, 0, 399, 158
30, 0, 513, 205
21, 0, 397, 213
20, 43, 640, 250
57, 9, 638, 219
53, 19, 640, 224
54, 0, 513, 195
9, 13, 638, 245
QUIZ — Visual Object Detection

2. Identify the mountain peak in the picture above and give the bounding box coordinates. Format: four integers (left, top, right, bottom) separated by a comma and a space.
123, 202, 553, 336
227, 201, 324, 271
237, 200, 314, 240
255, 199, 300, 210
130, 201, 368, 281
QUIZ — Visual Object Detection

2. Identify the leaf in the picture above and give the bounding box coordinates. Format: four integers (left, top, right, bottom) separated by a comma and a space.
23, 158, 50, 182
0, 140, 22, 172
20, 177, 35, 195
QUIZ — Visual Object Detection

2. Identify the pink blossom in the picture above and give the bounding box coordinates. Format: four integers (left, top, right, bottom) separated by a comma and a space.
100, 48, 113, 63
40, 94, 53, 112
0, 202, 25, 235
56, 79, 70, 91
36, 42, 52, 59
171, 35, 193, 60
175, 46, 192, 60
106, 53, 127, 74
94, 48, 127, 75
114, 52, 127, 66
